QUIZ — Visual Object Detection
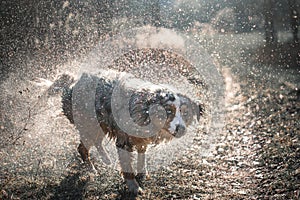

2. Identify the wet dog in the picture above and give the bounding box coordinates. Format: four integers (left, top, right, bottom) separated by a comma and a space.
61, 70, 203, 194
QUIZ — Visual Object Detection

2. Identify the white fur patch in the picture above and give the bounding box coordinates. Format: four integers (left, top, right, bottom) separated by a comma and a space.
168, 94, 186, 133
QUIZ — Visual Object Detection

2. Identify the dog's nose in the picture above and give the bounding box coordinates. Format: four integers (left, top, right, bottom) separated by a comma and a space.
174, 124, 186, 138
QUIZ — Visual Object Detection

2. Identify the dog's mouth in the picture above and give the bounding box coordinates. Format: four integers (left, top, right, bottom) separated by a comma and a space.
166, 125, 186, 138
173, 130, 186, 138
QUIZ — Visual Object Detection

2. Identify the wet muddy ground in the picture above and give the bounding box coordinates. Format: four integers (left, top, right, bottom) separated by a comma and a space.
1, 30, 299, 200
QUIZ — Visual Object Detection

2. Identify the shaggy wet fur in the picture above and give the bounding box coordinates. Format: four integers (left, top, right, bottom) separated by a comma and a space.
61, 72, 203, 194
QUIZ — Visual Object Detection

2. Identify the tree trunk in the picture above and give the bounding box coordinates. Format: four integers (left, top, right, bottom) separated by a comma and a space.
289, 0, 299, 43
264, 0, 276, 44
150, 0, 161, 27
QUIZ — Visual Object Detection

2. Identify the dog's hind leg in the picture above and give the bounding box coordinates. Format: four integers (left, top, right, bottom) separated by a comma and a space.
77, 140, 90, 162
77, 140, 97, 172
94, 129, 111, 165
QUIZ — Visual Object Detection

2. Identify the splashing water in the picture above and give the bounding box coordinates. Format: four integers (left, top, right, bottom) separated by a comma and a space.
0, 26, 225, 176
73, 26, 225, 172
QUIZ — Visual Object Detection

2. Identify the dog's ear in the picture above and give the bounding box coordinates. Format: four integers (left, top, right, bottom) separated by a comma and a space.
193, 102, 204, 121
180, 94, 204, 122
129, 91, 152, 126
129, 91, 168, 127
177, 94, 204, 123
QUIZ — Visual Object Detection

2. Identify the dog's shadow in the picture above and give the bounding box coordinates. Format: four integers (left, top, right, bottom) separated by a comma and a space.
50, 170, 87, 200
115, 188, 140, 200
48, 154, 141, 200
114, 178, 146, 200
47, 154, 90, 200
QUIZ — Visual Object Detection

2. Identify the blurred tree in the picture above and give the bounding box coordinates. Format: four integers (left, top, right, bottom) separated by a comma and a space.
142, 0, 161, 26
264, 0, 277, 44
211, 7, 236, 33
288, 0, 299, 43
150, 0, 161, 27
232, 0, 264, 33
94, 0, 114, 34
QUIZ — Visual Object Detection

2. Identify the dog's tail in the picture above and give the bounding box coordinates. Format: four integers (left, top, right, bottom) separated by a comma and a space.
46, 74, 75, 123
31, 74, 75, 96
30, 74, 75, 122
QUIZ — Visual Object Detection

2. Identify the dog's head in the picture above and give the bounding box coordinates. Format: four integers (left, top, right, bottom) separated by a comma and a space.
129, 88, 203, 138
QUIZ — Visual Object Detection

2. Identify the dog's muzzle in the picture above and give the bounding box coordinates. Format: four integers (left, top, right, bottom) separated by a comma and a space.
173, 124, 186, 138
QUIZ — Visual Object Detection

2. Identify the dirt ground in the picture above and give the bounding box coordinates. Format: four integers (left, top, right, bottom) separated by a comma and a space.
1, 29, 300, 200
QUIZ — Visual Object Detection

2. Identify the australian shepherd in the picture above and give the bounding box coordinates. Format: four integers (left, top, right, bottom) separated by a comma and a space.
59, 70, 203, 194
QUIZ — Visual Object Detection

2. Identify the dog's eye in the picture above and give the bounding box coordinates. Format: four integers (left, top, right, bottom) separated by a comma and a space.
181, 110, 189, 116
166, 109, 173, 115
180, 104, 189, 116
182, 111, 188, 116
165, 105, 176, 116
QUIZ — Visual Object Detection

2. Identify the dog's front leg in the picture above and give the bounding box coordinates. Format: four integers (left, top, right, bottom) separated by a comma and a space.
136, 145, 148, 180
117, 147, 142, 195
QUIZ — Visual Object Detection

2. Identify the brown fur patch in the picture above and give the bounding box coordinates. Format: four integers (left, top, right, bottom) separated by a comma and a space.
99, 120, 174, 153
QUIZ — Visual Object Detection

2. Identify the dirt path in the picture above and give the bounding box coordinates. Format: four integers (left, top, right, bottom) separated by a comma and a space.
1, 32, 299, 200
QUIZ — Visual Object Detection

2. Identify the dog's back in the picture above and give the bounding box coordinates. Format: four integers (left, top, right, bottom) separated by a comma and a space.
61, 73, 117, 127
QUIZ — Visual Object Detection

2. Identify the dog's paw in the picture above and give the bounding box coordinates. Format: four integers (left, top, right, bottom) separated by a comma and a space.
97, 150, 111, 165
126, 179, 143, 195
80, 159, 98, 174
101, 156, 111, 165
89, 163, 98, 174
136, 172, 150, 181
